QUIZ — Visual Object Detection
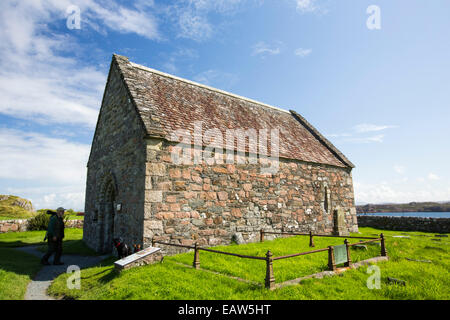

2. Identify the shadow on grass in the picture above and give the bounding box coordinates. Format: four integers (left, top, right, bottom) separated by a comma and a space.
0, 248, 41, 277
76, 257, 119, 285
34, 240, 101, 256
0, 240, 46, 248
99, 268, 120, 284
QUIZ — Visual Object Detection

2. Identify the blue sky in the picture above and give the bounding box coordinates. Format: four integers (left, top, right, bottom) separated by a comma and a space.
0, 0, 449, 210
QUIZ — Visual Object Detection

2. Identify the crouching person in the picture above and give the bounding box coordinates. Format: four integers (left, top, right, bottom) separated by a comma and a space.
41, 207, 65, 265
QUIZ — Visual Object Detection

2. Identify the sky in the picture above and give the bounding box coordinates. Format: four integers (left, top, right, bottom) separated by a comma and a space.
0, 0, 449, 210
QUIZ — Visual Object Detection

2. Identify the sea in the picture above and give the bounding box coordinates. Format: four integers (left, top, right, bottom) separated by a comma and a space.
357, 212, 450, 218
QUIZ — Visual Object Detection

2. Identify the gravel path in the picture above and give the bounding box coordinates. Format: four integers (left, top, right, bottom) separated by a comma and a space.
15, 246, 109, 300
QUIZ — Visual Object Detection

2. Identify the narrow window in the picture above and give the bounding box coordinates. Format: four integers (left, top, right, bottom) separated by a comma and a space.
324, 187, 329, 213
93, 209, 99, 222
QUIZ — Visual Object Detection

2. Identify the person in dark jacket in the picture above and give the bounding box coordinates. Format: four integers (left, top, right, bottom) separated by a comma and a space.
41, 207, 65, 265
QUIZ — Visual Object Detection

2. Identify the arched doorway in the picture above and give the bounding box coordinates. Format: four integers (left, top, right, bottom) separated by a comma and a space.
98, 176, 117, 254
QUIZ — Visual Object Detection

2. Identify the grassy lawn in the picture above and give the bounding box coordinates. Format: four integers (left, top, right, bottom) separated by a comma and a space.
0, 228, 99, 300
0, 211, 83, 221
64, 214, 84, 220
170, 234, 381, 284
0, 228, 97, 256
0, 216, 31, 220
48, 227, 449, 300
0, 248, 41, 300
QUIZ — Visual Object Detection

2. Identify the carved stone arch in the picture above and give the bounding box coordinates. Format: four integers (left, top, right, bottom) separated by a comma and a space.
97, 171, 118, 253
98, 171, 118, 205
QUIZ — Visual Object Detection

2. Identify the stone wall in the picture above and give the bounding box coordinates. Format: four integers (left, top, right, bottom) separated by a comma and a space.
357, 215, 450, 233
83, 59, 147, 252
0, 219, 84, 233
66, 220, 84, 229
143, 140, 358, 253
0, 219, 29, 233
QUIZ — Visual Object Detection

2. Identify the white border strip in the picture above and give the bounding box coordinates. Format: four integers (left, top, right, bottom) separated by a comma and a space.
130, 62, 291, 114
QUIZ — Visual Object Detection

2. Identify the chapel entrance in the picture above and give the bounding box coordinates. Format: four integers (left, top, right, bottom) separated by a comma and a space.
100, 182, 116, 253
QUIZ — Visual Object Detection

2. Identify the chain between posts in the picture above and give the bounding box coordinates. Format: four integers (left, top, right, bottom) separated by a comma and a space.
152, 234, 387, 289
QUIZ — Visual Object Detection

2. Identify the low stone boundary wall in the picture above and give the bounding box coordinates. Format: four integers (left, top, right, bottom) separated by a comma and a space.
357, 215, 450, 233
0, 219, 84, 233
0, 219, 29, 233
65, 219, 84, 229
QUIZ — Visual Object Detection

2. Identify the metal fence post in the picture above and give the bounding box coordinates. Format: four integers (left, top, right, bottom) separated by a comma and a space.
380, 233, 388, 257
193, 242, 200, 269
265, 250, 275, 289
344, 239, 352, 267
328, 246, 336, 271
260, 229, 264, 242
309, 231, 315, 247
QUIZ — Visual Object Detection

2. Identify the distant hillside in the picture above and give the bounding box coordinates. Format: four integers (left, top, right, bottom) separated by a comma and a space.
0, 195, 36, 220
357, 201, 450, 214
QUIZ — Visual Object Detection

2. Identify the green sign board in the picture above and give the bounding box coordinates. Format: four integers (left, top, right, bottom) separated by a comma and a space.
334, 245, 348, 265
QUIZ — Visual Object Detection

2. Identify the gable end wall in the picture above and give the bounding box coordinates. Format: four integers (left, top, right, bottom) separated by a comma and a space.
83, 61, 147, 251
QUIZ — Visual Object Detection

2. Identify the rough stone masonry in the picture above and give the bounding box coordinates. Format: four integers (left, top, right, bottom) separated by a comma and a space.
83, 54, 358, 255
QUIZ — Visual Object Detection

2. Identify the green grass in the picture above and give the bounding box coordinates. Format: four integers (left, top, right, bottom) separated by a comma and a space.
48, 227, 450, 300
35, 209, 84, 221
171, 235, 381, 284
0, 228, 97, 256
64, 214, 84, 220
0, 248, 41, 300
0, 228, 99, 300
0, 214, 83, 221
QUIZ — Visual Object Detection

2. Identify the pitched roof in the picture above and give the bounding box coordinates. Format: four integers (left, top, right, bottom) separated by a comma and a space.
112, 54, 354, 168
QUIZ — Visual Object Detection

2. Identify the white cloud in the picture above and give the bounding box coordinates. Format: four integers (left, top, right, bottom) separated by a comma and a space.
0, 129, 90, 210
0, 0, 162, 128
327, 123, 397, 144
394, 165, 406, 175
294, 48, 312, 57
252, 41, 281, 56
0, 129, 89, 184
294, 0, 328, 14
168, 0, 253, 42
354, 123, 397, 133
295, 0, 318, 13
193, 69, 239, 89
188, 0, 246, 13
345, 134, 385, 144
0, 0, 166, 211
0, 64, 104, 127
326, 133, 351, 138
428, 173, 440, 181
6, 186, 86, 211
354, 181, 450, 204
177, 10, 213, 41
83, 2, 159, 40
160, 48, 199, 75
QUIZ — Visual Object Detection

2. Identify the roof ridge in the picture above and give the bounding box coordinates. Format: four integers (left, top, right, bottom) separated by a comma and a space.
289, 110, 355, 168
125, 59, 291, 115
111, 54, 354, 169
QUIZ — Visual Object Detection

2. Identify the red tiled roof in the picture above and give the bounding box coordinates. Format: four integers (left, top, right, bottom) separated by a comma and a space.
113, 54, 354, 168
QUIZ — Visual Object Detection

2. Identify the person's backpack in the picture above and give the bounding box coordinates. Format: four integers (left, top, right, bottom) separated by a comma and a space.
43, 210, 56, 241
